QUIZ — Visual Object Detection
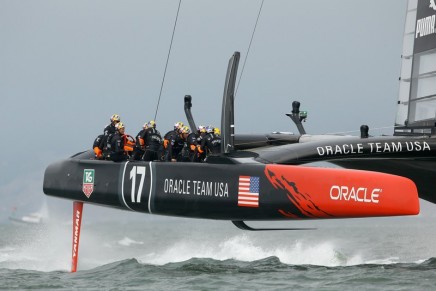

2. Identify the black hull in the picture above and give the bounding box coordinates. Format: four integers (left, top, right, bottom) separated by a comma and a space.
43, 149, 419, 221
43, 156, 288, 220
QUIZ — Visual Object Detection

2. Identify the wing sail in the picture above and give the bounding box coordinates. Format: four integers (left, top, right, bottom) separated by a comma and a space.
221, 52, 240, 154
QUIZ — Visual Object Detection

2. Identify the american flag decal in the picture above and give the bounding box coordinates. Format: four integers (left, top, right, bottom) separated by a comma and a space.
238, 176, 260, 207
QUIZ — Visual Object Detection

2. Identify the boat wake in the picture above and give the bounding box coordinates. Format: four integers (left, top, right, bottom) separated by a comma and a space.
138, 234, 363, 267
0, 218, 434, 273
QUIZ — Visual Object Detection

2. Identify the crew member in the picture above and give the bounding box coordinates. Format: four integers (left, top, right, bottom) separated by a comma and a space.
179, 126, 192, 162
92, 114, 121, 159
92, 134, 104, 159
163, 122, 183, 147
104, 114, 120, 136
186, 126, 200, 162
102, 114, 121, 158
163, 122, 184, 162
198, 125, 221, 160
108, 122, 128, 162
196, 125, 207, 162
142, 120, 163, 161
132, 122, 148, 160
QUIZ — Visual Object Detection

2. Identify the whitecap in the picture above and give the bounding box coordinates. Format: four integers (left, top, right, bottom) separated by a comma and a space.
118, 237, 144, 247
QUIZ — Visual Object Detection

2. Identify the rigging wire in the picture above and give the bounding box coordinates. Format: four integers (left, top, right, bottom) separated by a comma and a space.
154, 0, 182, 121
235, 0, 264, 98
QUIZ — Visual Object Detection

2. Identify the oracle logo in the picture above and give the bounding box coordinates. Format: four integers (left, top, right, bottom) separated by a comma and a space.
330, 186, 381, 203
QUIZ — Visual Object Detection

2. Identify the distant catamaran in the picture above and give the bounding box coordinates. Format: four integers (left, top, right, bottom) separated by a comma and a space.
8, 207, 45, 225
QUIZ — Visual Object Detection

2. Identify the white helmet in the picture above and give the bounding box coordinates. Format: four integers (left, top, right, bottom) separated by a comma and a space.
174, 121, 184, 131
206, 126, 214, 133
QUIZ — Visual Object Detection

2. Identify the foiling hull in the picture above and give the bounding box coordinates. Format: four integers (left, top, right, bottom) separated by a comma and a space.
43, 151, 419, 221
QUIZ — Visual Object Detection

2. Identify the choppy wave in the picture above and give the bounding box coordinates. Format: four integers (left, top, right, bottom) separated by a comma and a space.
2, 218, 436, 290
2, 257, 436, 290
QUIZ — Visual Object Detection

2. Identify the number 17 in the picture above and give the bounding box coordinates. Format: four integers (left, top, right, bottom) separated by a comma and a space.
129, 166, 146, 203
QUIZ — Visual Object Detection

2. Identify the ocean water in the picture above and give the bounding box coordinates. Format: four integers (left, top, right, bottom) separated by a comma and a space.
1, 212, 436, 290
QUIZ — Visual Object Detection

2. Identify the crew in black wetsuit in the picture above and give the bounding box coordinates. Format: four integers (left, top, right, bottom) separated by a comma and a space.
195, 125, 207, 162
179, 126, 192, 162
104, 114, 120, 136
92, 114, 120, 159
92, 134, 104, 159
186, 127, 200, 162
142, 120, 163, 161
199, 126, 221, 160
163, 122, 184, 162
132, 122, 148, 161
108, 122, 128, 162
102, 114, 121, 158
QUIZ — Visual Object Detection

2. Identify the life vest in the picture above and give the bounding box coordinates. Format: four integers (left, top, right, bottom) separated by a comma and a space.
123, 135, 136, 152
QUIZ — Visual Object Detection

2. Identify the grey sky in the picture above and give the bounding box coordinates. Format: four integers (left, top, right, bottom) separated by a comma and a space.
4, 0, 432, 221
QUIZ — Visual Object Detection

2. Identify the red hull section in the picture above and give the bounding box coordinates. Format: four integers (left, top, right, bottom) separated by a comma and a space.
265, 165, 419, 218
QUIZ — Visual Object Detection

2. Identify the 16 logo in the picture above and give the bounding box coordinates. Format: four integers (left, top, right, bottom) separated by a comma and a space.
82, 169, 95, 198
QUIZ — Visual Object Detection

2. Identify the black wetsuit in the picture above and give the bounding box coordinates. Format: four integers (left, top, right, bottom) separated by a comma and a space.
109, 133, 127, 162
104, 123, 117, 136
201, 132, 221, 156
163, 130, 184, 161
142, 127, 162, 161
102, 123, 117, 157
92, 134, 104, 159
186, 132, 199, 162
92, 134, 104, 151
196, 133, 206, 162
132, 128, 146, 161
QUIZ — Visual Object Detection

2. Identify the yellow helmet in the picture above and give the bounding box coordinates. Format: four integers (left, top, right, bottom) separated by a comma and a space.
148, 120, 156, 128
198, 125, 206, 133
116, 122, 125, 130
214, 128, 221, 135
110, 114, 120, 123
180, 125, 190, 134
174, 122, 184, 131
